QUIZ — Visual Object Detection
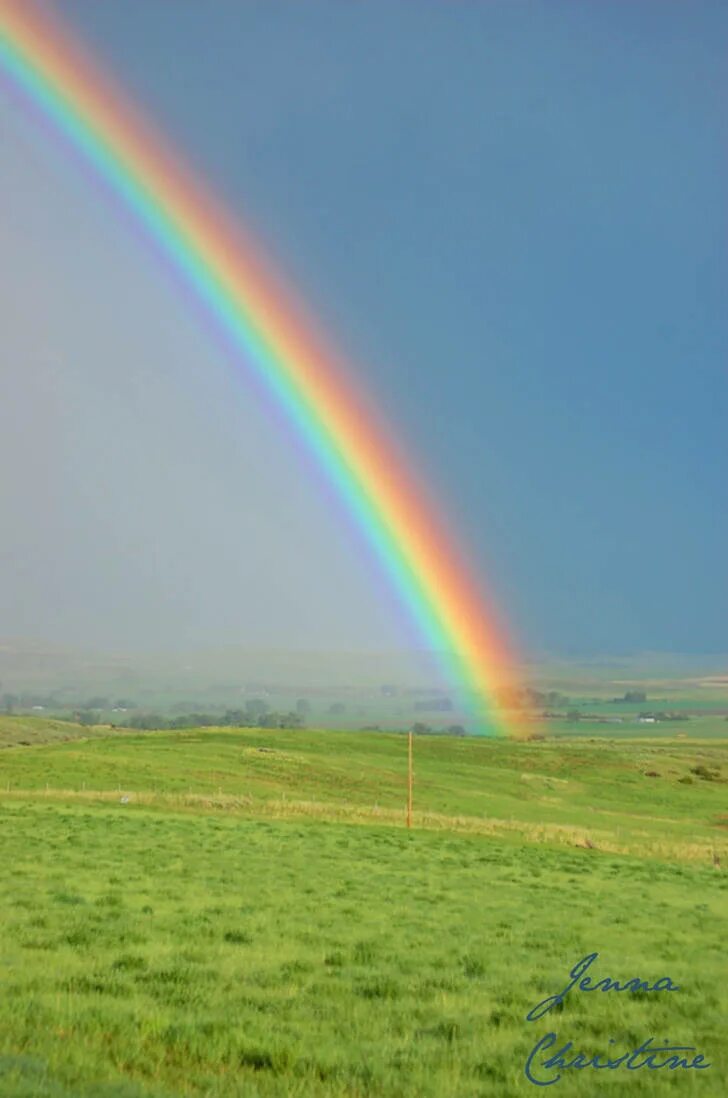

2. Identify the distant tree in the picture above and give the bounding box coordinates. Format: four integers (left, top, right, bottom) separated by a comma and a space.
245, 698, 269, 720
566, 709, 581, 723
85, 697, 109, 710
545, 691, 569, 707
75, 710, 98, 727
328, 702, 346, 715
411, 722, 431, 734
295, 699, 311, 718
446, 724, 467, 737
168, 715, 191, 729
127, 713, 168, 730
623, 690, 646, 703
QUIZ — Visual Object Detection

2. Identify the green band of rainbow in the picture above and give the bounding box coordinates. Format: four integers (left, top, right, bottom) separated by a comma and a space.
0, 1, 526, 734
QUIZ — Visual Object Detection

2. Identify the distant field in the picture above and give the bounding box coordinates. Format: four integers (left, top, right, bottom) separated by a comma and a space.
543, 715, 728, 740
3, 647, 726, 732
1, 717, 726, 1096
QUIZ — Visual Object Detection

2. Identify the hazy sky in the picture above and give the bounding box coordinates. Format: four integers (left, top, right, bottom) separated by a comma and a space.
1, 0, 726, 658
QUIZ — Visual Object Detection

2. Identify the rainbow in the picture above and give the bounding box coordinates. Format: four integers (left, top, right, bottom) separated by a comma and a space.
0, 1, 525, 734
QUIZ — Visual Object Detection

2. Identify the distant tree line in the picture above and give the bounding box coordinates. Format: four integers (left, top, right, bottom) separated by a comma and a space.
112, 707, 306, 731
2, 693, 137, 714
410, 723, 467, 736
496, 688, 570, 709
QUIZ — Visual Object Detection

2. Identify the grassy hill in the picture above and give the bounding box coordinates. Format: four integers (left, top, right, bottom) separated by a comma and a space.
0, 716, 726, 1096
0, 714, 111, 749
1, 716, 726, 862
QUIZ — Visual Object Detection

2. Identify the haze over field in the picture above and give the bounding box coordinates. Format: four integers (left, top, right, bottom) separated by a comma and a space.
1, 640, 725, 737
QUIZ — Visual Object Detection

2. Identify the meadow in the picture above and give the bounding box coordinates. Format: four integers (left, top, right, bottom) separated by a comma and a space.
0, 715, 726, 1097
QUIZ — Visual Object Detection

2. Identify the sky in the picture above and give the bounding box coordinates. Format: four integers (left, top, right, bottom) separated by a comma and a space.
0, 0, 726, 661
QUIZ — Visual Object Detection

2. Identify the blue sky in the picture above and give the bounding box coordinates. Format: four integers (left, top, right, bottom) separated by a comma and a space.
1, 0, 725, 658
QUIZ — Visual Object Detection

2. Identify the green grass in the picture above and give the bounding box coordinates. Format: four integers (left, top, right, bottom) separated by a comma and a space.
0, 716, 726, 1096
0, 716, 111, 749
2, 718, 726, 862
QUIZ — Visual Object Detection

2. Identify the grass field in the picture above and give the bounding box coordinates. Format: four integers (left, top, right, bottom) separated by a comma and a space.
1, 716, 726, 1096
